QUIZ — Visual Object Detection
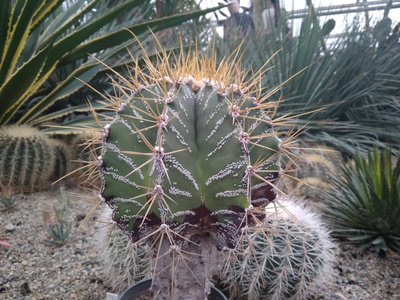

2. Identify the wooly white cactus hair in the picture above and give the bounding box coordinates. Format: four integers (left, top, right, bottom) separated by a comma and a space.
220, 197, 335, 300
82, 39, 301, 298
99, 206, 154, 293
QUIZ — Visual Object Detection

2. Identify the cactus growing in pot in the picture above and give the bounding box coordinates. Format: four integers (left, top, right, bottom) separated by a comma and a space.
89, 42, 303, 299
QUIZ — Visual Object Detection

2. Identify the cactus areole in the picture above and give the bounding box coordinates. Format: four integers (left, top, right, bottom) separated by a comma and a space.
99, 67, 282, 250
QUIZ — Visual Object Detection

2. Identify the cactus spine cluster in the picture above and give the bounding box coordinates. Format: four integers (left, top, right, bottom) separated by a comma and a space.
99, 51, 283, 250
0, 125, 71, 192
220, 198, 335, 300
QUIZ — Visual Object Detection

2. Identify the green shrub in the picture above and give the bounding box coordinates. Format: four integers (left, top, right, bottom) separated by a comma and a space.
321, 147, 400, 252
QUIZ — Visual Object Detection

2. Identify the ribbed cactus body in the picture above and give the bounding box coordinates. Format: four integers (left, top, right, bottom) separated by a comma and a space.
282, 146, 342, 198
100, 80, 281, 249
49, 139, 71, 180
0, 125, 55, 192
221, 199, 335, 300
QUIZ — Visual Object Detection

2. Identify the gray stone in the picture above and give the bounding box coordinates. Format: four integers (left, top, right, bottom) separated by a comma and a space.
5, 223, 15, 232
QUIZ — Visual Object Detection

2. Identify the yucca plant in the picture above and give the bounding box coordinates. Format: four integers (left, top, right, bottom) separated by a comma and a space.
215, 10, 400, 154
0, 0, 222, 131
321, 147, 400, 252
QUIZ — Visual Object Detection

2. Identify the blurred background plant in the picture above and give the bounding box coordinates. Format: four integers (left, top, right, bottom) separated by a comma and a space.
0, 193, 19, 212
319, 147, 400, 254
0, 0, 222, 135
214, 1, 400, 155
42, 189, 73, 245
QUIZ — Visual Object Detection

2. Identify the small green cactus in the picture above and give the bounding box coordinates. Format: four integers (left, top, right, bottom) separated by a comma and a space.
220, 198, 335, 300
0, 125, 55, 192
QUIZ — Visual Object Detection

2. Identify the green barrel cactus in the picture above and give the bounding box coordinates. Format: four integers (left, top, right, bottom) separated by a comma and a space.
99, 60, 282, 250
0, 125, 55, 192
220, 198, 335, 300
281, 145, 343, 198
48, 139, 71, 180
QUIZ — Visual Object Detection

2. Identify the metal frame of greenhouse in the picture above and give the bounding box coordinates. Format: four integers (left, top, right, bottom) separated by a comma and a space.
287, 0, 399, 27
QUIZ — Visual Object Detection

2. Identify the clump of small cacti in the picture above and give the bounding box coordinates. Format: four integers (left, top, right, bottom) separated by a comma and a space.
0, 125, 55, 192
219, 197, 335, 300
80, 39, 331, 298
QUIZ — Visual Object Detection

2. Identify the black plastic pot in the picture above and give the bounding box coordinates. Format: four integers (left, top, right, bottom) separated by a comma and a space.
118, 278, 227, 300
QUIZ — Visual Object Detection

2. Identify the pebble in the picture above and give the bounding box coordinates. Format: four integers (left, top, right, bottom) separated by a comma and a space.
5, 223, 15, 232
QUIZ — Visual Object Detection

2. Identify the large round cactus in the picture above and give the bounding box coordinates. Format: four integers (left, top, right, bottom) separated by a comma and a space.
99, 66, 282, 250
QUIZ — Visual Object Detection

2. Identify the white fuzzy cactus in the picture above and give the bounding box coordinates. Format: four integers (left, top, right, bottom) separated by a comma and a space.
219, 197, 335, 300
98, 206, 154, 293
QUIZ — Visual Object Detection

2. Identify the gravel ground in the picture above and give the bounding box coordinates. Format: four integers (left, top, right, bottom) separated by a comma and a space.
1, 187, 400, 300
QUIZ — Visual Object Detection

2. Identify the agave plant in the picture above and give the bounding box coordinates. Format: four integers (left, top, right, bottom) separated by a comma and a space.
0, 0, 223, 130
321, 147, 400, 252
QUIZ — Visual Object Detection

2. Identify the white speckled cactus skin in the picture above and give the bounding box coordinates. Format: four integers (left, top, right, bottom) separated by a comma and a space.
99, 75, 282, 250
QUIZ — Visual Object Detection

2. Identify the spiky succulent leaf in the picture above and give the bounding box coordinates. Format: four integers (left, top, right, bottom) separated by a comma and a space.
321, 147, 400, 252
